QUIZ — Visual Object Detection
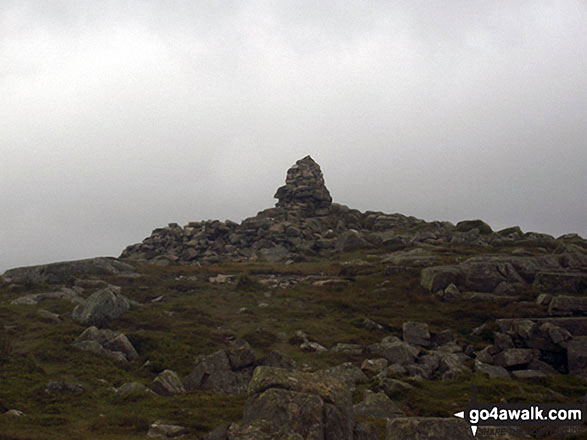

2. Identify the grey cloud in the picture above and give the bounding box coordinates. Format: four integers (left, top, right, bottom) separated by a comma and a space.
1, 0, 586, 272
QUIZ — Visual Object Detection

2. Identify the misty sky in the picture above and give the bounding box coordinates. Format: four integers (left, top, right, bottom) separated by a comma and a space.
1, 1, 586, 273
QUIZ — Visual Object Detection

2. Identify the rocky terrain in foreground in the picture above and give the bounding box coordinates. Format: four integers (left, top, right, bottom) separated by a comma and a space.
1, 156, 586, 439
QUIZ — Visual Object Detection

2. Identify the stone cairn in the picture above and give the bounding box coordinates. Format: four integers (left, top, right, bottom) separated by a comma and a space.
274, 155, 332, 216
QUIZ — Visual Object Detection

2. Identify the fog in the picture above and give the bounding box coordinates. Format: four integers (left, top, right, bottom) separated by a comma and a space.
2, 0, 586, 272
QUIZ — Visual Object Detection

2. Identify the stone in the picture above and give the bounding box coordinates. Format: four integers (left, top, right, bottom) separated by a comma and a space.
331, 342, 364, 355
147, 421, 188, 439
420, 266, 464, 292
386, 417, 474, 439
368, 341, 418, 365
335, 230, 369, 252
456, 219, 493, 235
353, 421, 379, 440
243, 366, 353, 440
528, 358, 559, 375
103, 334, 139, 361
474, 360, 510, 378
548, 295, 587, 316
317, 363, 368, 390
494, 349, 534, 368
257, 351, 296, 370
2, 257, 136, 284
354, 391, 404, 419
511, 370, 546, 380
183, 350, 252, 394
45, 381, 85, 395
378, 378, 413, 397
493, 332, 514, 350
361, 358, 389, 376
115, 382, 153, 397
71, 286, 130, 327
567, 337, 587, 378
434, 330, 456, 346
72, 340, 127, 362
402, 321, 431, 347
274, 155, 332, 216
151, 370, 185, 396
226, 339, 255, 370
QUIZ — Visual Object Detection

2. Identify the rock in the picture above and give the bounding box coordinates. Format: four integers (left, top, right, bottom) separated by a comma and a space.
71, 286, 130, 327
209, 274, 235, 284
434, 330, 456, 346
368, 340, 418, 365
226, 339, 255, 370
536, 293, 553, 306
260, 245, 291, 263
511, 370, 546, 380
243, 366, 353, 440
72, 340, 127, 362
335, 230, 369, 252
37, 309, 62, 323
493, 349, 534, 368
151, 370, 185, 396
475, 346, 497, 364
378, 378, 413, 397
274, 155, 332, 216
402, 321, 431, 347
183, 349, 253, 394
147, 421, 188, 438
45, 381, 85, 395
456, 219, 493, 235
386, 417, 474, 439
534, 272, 587, 294
548, 295, 587, 316
331, 342, 364, 355
354, 391, 405, 419
493, 332, 514, 350
115, 382, 153, 397
420, 266, 463, 292
4, 409, 25, 417
567, 337, 587, 378
317, 363, 368, 390
11, 287, 84, 305
361, 358, 389, 376
300, 341, 327, 352
2, 257, 136, 284
257, 351, 296, 370
103, 334, 139, 361
353, 421, 379, 440
528, 358, 559, 375
474, 360, 510, 378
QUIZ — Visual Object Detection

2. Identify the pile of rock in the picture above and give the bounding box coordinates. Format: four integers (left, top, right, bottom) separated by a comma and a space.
274, 155, 332, 216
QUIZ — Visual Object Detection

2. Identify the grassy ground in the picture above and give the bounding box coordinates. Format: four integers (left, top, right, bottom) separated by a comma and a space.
0, 245, 584, 439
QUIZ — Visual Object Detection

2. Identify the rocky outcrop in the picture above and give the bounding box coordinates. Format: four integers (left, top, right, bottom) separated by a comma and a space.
2, 257, 136, 284
238, 366, 354, 440
71, 286, 131, 327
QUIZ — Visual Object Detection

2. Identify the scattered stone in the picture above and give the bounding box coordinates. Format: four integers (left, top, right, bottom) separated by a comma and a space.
567, 337, 587, 378
511, 370, 546, 380
474, 360, 510, 379
4, 409, 25, 417
209, 274, 235, 284
361, 358, 389, 376
331, 342, 363, 355
353, 421, 379, 440
493, 349, 534, 368
115, 382, 153, 397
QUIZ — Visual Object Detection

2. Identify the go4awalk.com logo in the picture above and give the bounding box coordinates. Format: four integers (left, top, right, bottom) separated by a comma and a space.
453, 387, 585, 436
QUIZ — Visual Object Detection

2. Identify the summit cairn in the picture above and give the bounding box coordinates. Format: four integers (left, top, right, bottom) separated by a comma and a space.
274, 155, 332, 216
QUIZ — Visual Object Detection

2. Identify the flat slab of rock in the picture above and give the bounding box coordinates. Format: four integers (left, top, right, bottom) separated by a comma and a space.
152, 370, 185, 396
2, 257, 136, 284
147, 421, 187, 439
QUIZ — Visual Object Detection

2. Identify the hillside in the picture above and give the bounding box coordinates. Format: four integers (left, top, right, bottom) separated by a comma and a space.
1, 156, 586, 440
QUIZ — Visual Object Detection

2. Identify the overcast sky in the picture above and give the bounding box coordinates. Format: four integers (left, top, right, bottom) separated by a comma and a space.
1, 1, 586, 273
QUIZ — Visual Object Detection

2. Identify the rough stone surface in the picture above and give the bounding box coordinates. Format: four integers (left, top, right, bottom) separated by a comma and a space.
147, 421, 187, 439
151, 370, 186, 396
402, 321, 431, 347
71, 286, 130, 327
3, 257, 136, 284
243, 366, 353, 440
353, 391, 404, 419
274, 155, 332, 216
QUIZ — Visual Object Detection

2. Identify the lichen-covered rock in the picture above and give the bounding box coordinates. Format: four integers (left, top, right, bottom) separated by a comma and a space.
244, 366, 353, 440
71, 286, 130, 327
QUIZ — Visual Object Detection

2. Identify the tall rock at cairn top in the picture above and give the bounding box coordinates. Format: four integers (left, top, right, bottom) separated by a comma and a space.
274, 155, 332, 216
